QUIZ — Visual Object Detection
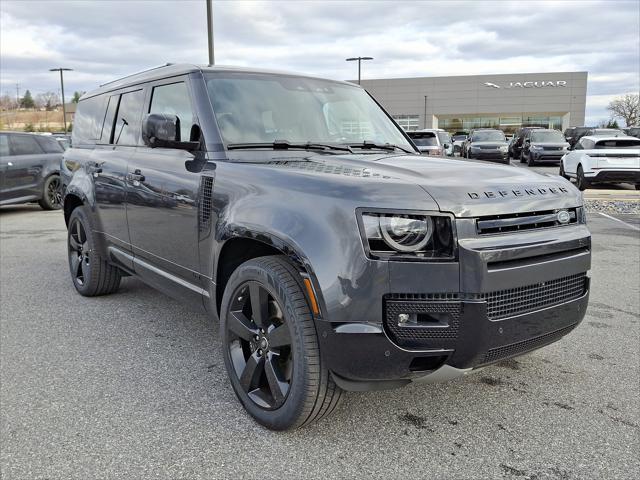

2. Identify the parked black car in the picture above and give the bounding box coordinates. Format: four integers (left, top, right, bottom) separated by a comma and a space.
0, 131, 64, 209
565, 126, 595, 148
509, 126, 543, 159
463, 129, 509, 163
520, 129, 570, 166
61, 64, 591, 430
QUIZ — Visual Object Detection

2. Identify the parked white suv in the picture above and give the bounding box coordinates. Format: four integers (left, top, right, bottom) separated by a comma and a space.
560, 136, 640, 190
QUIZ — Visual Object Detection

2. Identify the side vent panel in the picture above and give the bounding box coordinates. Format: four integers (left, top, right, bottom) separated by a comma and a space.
199, 176, 214, 234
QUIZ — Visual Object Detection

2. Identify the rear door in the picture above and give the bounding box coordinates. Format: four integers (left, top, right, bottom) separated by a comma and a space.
1, 133, 46, 204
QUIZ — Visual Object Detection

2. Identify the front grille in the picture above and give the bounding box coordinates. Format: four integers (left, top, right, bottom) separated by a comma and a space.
542, 146, 563, 151
384, 299, 461, 349
481, 323, 577, 364
476, 207, 579, 235
479, 273, 587, 320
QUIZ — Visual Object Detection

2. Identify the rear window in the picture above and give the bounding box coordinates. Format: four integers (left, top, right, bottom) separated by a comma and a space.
408, 132, 438, 146
9, 134, 43, 155
35, 136, 64, 153
595, 139, 640, 149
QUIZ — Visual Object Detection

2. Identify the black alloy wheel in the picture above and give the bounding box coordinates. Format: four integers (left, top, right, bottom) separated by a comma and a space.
220, 256, 342, 430
39, 174, 62, 210
226, 281, 293, 410
67, 206, 121, 296
576, 165, 590, 191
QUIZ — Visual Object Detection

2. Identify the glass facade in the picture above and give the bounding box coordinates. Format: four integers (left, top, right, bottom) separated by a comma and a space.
438, 114, 563, 134
392, 114, 420, 131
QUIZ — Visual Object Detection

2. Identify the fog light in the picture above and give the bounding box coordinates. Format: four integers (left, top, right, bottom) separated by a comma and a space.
398, 313, 410, 324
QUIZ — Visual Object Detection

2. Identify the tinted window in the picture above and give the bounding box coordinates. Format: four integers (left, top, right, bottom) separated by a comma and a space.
149, 82, 195, 141
35, 136, 64, 153
100, 95, 120, 144
595, 139, 640, 149
9, 134, 43, 155
0, 134, 9, 156
72, 95, 107, 144
409, 132, 438, 146
114, 89, 144, 145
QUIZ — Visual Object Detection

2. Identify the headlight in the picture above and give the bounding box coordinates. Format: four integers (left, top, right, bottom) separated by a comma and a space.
562, 145, 569, 151
499, 146, 508, 152
359, 211, 456, 260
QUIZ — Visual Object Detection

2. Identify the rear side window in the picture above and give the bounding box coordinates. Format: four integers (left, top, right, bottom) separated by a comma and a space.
72, 95, 107, 144
149, 82, 195, 141
114, 89, 144, 145
0, 134, 9, 156
35, 136, 64, 153
9, 134, 43, 155
100, 95, 120, 144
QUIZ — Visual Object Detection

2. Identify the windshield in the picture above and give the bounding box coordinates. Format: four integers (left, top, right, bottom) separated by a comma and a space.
437, 132, 451, 144
452, 135, 467, 141
472, 130, 506, 142
595, 139, 640, 149
408, 132, 437, 146
205, 73, 413, 151
531, 131, 565, 142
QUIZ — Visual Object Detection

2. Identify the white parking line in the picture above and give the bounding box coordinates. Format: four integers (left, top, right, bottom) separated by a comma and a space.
597, 212, 640, 232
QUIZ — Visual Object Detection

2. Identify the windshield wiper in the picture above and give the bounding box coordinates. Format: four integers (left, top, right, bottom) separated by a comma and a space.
227, 140, 353, 153
347, 141, 414, 154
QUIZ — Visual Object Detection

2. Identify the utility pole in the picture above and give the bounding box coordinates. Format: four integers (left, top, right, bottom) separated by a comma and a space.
345, 57, 373, 85
206, 0, 214, 65
49, 68, 73, 132
16, 83, 19, 108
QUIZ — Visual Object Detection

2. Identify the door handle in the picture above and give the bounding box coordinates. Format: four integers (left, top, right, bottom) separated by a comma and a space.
127, 169, 145, 185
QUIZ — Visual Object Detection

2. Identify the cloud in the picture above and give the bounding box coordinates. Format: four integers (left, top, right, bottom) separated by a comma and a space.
1, 0, 638, 124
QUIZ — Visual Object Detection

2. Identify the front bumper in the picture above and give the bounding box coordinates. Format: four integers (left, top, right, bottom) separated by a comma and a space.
531, 151, 565, 162
470, 149, 508, 160
317, 223, 591, 390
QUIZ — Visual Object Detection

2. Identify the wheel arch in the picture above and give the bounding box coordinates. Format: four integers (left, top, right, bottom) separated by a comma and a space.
63, 193, 84, 227
214, 233, 320, 319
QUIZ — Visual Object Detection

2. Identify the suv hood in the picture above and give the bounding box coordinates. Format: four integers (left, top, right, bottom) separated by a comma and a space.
289, 153, 581, 217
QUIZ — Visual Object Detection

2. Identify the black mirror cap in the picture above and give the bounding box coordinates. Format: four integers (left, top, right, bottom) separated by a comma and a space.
142, 113, 199, 151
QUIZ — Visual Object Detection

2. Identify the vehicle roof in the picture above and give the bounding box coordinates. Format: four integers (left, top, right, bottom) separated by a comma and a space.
82, 63, 358, 100
581, 135, 639, 142
410, 129, 446, 133
472, 128, 504, 132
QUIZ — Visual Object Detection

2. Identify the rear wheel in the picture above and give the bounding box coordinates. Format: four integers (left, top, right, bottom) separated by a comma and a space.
576, 165, 590, 191
38, 174, 62, 210
67, 206, 121, 296
559, 162, 569, 180
220, 255, 342, 430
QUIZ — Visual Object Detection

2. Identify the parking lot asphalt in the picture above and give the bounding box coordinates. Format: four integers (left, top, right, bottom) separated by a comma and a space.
1, 205, 639, 480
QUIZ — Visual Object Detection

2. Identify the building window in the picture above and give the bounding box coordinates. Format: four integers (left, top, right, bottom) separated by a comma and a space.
439, 114, 563, 134
392, 115, 420, 131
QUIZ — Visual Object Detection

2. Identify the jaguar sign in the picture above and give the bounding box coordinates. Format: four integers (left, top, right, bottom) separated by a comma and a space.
483, 80, 567, 89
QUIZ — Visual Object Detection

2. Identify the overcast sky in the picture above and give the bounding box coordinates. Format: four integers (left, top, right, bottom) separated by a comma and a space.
1, 0, 638, 124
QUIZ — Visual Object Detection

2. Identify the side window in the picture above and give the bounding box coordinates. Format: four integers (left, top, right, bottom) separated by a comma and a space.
114, 89, 144, 145
575, 139, 584, 150
0, 134, 9, 156
34, 136, 64, 154
100, 94, 120, 144
72, 95, 107, 144
149, 82, 195, 141
9, 134, 43, 156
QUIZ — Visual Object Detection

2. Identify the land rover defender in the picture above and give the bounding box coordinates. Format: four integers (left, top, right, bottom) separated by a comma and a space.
61, 64, 591, 430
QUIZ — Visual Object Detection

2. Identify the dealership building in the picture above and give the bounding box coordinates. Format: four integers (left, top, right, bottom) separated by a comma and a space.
359, 71, 587, 134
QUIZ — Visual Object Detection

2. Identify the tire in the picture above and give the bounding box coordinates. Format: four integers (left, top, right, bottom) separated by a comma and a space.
519, 150, 526, 163
527, 154, 535, 167
67, 206, 121, 296
576, 165, 590, 191
220, 255, 342, 430
559, 162, 569, 180
38, 174, 62, 210
635, 184, 639, 190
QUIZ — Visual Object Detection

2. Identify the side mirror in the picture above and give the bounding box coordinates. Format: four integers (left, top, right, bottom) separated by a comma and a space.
142, 113, 199, 151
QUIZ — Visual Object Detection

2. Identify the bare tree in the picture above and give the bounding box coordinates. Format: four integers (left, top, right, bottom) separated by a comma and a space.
607, 93, 639, 127
35, 91, 60, 111
0, 94, 16, 111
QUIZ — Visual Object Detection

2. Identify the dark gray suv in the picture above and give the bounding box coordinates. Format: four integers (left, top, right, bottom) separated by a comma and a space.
61, 64, 591, 430
0, 132, 64, 210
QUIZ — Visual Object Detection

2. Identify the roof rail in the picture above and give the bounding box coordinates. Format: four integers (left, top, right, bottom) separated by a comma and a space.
100, 63, 175, 87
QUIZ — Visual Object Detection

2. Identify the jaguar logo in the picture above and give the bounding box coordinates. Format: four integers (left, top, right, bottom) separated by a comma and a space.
483, 80, 567, 89
557, 210, 571, 224
467, 186, 570, 199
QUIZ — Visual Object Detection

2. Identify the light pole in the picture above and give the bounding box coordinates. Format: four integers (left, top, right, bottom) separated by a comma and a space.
49, 68, 72, 132
206, 0, 214, 65
346, 57, 373, 85
424, 95, 428, 129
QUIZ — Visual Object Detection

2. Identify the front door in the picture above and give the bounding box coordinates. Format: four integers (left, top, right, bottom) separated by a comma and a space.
1, 133, 45, 204
125, 79, 205, 302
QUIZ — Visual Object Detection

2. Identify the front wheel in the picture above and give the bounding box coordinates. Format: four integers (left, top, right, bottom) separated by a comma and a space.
527, 154, 536, 167
38, 174, 62, 210
220, 256, 342, 430
67, 206, 122, 296
559, 162, 569, 180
